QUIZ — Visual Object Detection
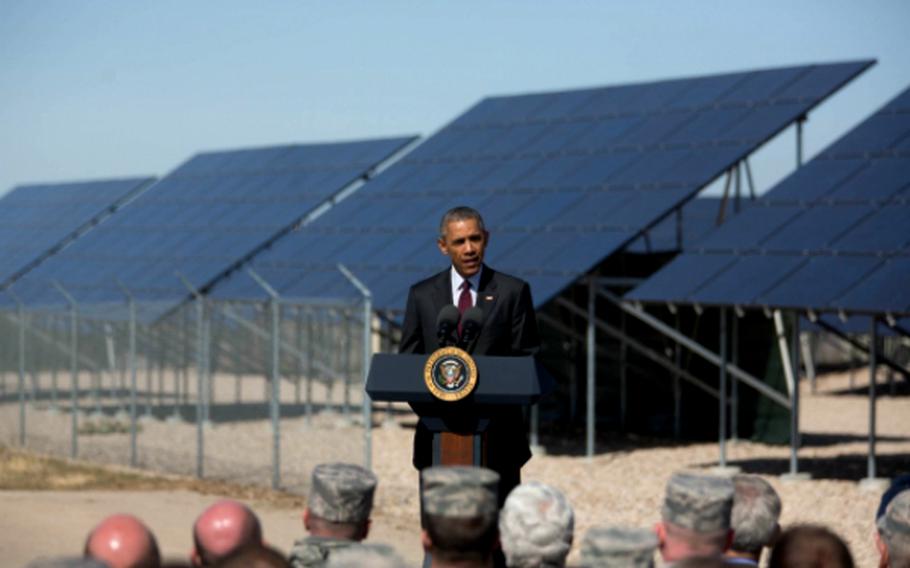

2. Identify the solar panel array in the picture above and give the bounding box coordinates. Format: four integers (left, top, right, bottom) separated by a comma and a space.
629, 86, 910, 317
9, 138, 415, 316
213, 61, 873, 311
0, 177, 154, 289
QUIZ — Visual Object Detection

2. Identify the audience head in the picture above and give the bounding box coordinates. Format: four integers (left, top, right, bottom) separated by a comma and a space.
421, 468, 500, 566
325, 543, 410, 568
304, 462, 378, 541
84, 514, 160, 568
878, 475, 910, 522
499, 482, 574, 568
580, 526, 657, 568
769, 524, 854, 568
877, 489, 910, 568
422, 465, 501, 498
656, 471, 735, 563
729, 474, 782, 558
191, 499, 262, 566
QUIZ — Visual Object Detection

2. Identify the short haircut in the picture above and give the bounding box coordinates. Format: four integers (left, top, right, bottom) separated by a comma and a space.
731, 474, 782, 554
217, 545, 289, 568
306, 512, 369, 540
769, 525, 854, 568
499, 483, 574, 568
439, 206, 485, 240
424, 510, 499, 564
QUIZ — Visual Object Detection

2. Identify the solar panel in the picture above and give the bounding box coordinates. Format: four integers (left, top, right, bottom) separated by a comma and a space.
212, 60, 872, 310
7, 137, 415, 318
629, 84, 910, 317
0, 177, 154, 289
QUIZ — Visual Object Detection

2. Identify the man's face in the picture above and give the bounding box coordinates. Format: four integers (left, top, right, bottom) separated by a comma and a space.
437, 218, 489, 278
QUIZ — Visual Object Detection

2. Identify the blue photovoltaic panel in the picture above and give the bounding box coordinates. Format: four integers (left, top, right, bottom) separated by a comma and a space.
210, 61, 872, 312
630, 84, 910, 316
0, 177, 154, 289
7, 137, 415, 317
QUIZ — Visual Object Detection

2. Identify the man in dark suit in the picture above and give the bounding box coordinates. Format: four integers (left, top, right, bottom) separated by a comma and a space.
399, 206, 540, 502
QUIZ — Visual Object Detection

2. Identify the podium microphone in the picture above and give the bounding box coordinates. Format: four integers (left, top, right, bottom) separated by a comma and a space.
459, 307, 484, 351
436, 305, 461, 347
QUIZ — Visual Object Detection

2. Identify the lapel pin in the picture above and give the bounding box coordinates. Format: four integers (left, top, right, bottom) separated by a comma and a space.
485, 295, 494, 301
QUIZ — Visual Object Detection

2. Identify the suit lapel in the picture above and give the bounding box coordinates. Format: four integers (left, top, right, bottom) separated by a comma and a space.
431, 269, 452, 316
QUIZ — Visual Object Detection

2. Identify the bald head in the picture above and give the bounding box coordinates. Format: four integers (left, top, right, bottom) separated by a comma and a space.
84, 514, 160, 568
192, 500, 263, 566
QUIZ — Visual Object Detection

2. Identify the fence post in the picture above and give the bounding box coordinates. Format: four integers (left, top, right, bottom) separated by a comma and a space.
338, 264, 373, 470
116, 281, 139, 468
52, 281, 80, 459
7, 291, 28, 446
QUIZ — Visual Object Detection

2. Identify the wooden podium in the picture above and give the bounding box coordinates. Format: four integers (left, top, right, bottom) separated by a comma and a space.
366, 353, 554, 467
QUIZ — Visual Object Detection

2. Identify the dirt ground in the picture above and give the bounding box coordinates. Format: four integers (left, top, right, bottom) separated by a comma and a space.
1, 368, 908, 567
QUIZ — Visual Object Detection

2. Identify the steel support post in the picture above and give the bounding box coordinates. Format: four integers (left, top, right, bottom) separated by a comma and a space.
673, 313, 682, 440
295, 306, 303, 405
719, 308, 728, 467
731, 312, 739, 442
796, 118, 805, 168
586, 279, 596, 460
530, 404, 540, 450
202, 306, 212, 425
867, 318, 879, 481
306, 309, 314, 424
344, 309, 353, 421
619, 309, 627, 432
17, 302, 27, 446
801, 331, 817, 394
50, 314, 59, 411
195, 298, 205, 478
338, 264, 373, 469
789, 313, 801, 474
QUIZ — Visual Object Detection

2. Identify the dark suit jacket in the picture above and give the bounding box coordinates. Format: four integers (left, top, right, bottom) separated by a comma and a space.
399, 265, 541, 472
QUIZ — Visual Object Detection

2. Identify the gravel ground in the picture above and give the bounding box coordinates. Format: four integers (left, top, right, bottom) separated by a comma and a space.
1, 367, 907, 566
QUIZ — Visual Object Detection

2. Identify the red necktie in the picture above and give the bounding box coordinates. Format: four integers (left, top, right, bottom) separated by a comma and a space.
457, 280, 472, 335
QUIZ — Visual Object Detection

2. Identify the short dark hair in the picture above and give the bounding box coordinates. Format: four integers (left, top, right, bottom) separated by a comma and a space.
769, 525, 854, 568
424, 511, 499, 564
439, 206, 485, 240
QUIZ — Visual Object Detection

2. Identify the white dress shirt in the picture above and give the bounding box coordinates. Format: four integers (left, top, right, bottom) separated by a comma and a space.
450, 265, 482, 307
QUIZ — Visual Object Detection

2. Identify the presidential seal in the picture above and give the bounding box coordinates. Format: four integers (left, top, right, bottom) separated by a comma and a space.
423, 346, 478, 402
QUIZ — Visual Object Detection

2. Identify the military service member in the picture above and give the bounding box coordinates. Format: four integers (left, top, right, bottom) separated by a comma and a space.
876, 489, 910, 568
84, 513, 161, 568
655, 471, 735, 564
580, 526, 658, 568
499, 482, 574, 568
725, 474, 782, 566
288, 462, 378, 568
421, 471, 500, 568
192, 500, 263, 566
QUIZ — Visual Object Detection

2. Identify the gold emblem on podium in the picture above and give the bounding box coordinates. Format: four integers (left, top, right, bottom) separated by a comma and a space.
423, 346, 478, 402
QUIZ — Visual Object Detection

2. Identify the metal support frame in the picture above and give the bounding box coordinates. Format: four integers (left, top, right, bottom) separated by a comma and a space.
52, 281, 81, 459
338, 263, 374, 470
815, 319, 909, 380
605, 290, 790, 409
245, 268, 284, 490
176, 272, 207, 478
731, 312, 739, 442
796, 117, 806, 168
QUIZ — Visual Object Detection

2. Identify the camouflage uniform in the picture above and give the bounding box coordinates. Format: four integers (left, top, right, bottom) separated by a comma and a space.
661, 471, 735, 532
289, 536, 358, 568
289, 463, 378, 568
325, 543, 410, 568
580, 526, 657, 568
878, 489, 910, 565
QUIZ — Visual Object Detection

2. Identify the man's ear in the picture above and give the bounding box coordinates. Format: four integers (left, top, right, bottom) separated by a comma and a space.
655, 522, 666, 547
363, 518, 372, 540
421, 529, 433, 552
190, 548, 202, 567
874, 530, 889, 568
303, 508, 312, 531
437, 237, 449, 256
723, 528, 734, 552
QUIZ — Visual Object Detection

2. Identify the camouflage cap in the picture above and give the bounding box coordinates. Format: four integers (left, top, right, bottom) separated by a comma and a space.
878, 489, 910, 542
308, 463, 378, 523
580, 526, 657, 568
422, 482, 498, 519
326, 543, 409, 568
661, 471, 735, 533
422, 465, 500, 498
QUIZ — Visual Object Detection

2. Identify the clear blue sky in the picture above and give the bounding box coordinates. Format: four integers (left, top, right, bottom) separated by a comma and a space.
2, 1, 908, 198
